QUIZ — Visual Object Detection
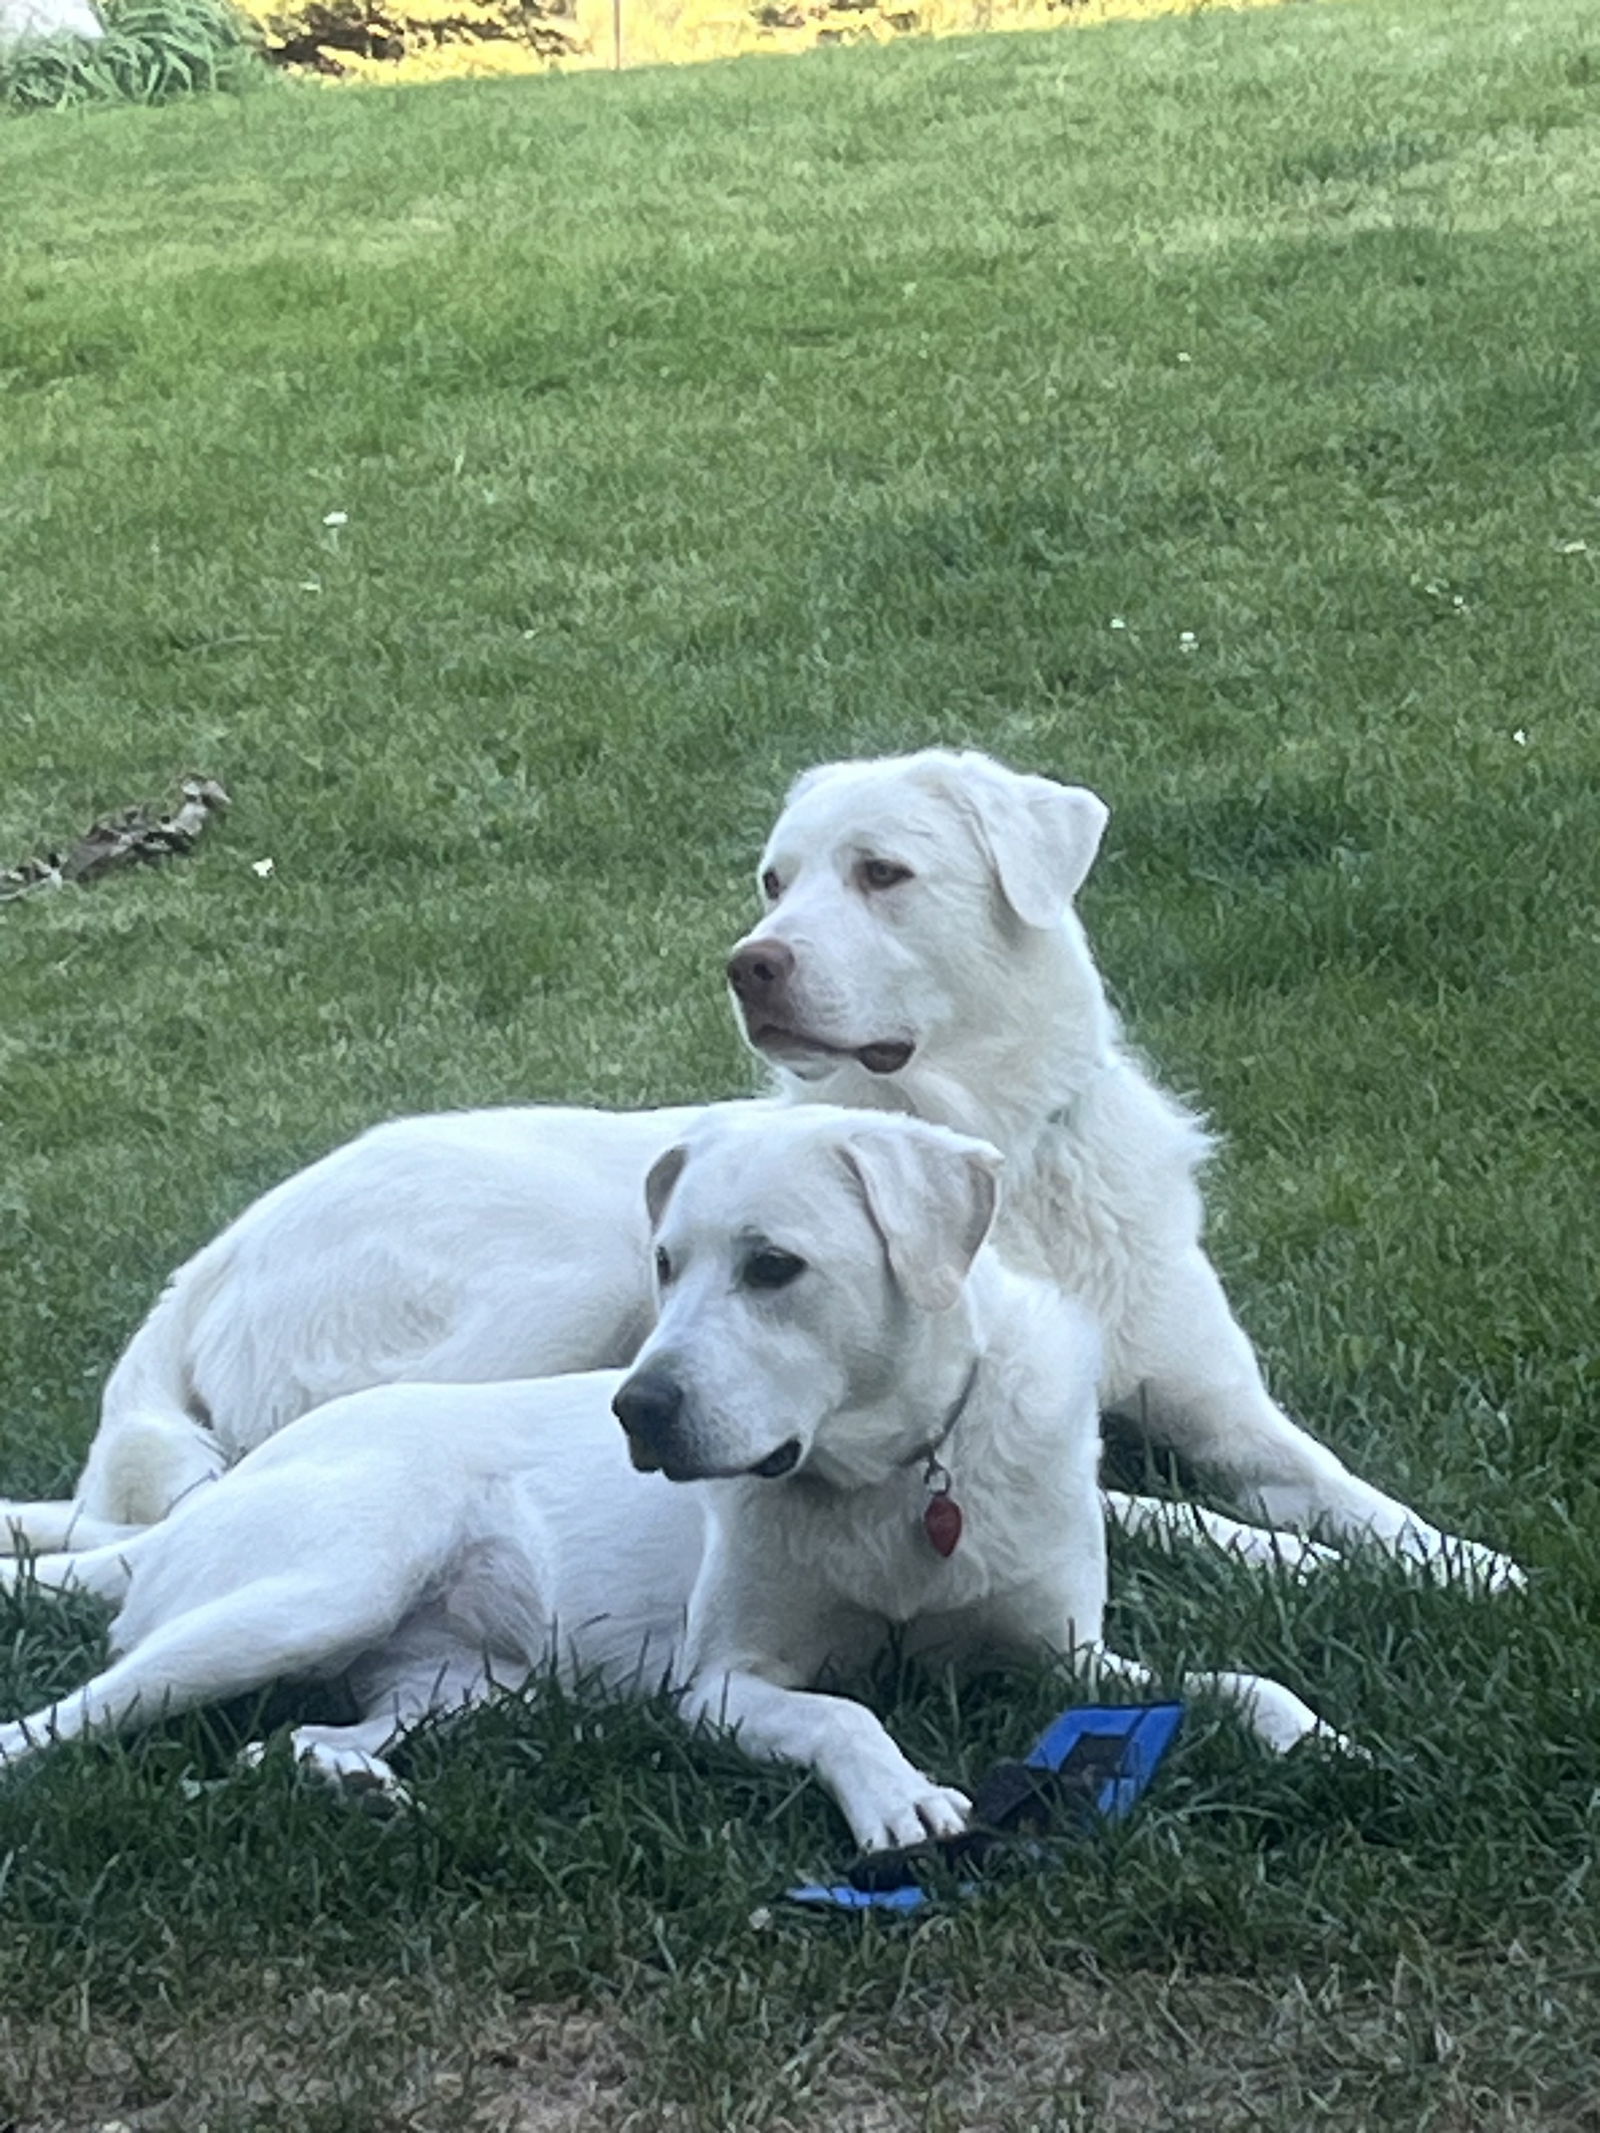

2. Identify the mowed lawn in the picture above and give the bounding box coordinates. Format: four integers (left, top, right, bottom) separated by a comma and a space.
2, 0, 1599, 2124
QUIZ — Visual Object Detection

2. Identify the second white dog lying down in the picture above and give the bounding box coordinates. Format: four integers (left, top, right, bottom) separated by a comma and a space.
0, 1108, 1345, 1849
0, 747, 1518, 1591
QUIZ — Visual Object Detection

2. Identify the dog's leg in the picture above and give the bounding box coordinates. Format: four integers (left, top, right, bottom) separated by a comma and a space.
0, 1504, 149, 1557
0, 1537, 145, 1603
1, 1417, 226, 1559
0, 1573, 398, 1773
1125, 1251, 1523, 1591
1102, 1491, 1340, 1578
243, 1633, 518, 1806
1087, 1647, 1359, 1758
681, 1668, 970, 1855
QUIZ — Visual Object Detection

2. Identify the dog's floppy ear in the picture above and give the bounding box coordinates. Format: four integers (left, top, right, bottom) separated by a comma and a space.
840, 1123, 1001, 1312
644, 1145, 690, 1229
958, 762, 1109, 928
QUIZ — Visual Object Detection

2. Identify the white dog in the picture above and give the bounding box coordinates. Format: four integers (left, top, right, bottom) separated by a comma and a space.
0, 749, 1518, 1588
0, 1109, 1344, 1847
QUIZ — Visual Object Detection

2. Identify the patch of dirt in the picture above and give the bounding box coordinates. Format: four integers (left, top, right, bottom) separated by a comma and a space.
0, 1986, 630, 2133
5, 1957, 1595, 2132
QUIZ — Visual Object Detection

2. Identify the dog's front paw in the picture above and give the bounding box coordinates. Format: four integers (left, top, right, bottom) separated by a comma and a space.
848, 1778, 971, 1856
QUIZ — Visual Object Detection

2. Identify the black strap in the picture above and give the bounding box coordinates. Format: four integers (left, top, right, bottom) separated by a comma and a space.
845, 1728, 1135, 1892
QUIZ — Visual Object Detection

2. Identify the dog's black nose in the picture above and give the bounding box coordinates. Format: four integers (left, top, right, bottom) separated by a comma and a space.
612, 1370, 685, 1469
726, 938, 796, 1006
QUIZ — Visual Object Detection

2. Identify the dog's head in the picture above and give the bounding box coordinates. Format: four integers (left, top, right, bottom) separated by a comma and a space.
726, 749, 1110, 1089
611, 1105, 1000, 1485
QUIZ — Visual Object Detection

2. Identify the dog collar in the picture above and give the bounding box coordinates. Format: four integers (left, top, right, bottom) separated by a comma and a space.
907, 1354, 981, 1560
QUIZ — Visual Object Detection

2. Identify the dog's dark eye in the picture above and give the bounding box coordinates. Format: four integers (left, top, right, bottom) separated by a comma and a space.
743, 1248, 806, 1291
654, 1246, 673, 1286
761, 868, 782, 902
858, 859, 912, 892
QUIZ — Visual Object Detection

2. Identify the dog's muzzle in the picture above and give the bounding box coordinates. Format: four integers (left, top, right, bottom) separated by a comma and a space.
611, 1374, 804, 1483
726, 934, 914, 1077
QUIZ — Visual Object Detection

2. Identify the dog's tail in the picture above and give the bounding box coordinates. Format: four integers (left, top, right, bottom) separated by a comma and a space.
1, 1244, 232, 1557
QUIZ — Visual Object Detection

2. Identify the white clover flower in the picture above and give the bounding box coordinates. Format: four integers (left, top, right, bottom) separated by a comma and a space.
323, 510, 349, 528
251, 857, 276, 878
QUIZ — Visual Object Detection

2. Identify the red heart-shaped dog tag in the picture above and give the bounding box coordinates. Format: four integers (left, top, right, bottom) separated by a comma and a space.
924, 1492, 964, 1559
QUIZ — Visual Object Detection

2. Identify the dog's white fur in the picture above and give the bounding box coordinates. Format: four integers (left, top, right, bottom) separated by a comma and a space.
0, 748, 1517, 1588
0, 1108, 1343, 1845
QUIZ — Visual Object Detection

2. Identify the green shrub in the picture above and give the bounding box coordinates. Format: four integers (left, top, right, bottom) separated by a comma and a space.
0, 0, 266, 112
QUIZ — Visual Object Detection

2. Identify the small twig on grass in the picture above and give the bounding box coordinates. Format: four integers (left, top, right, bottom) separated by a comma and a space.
0, 776, 230, 904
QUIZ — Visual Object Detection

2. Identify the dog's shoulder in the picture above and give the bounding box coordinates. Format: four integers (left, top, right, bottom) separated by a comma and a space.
966, 1258, 1102, 1440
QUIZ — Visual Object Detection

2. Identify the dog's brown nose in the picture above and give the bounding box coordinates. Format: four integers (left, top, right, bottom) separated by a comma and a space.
727, 938, 796, 1006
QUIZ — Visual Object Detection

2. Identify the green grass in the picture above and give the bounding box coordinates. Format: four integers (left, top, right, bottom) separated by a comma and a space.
2, 0, 1599, 2123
